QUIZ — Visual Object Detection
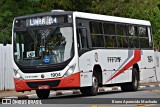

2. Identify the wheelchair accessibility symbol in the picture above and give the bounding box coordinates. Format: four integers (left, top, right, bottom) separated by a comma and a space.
27, 51, 35, 58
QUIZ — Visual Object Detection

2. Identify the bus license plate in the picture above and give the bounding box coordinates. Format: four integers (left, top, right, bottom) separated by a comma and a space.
38, 85, 50, 90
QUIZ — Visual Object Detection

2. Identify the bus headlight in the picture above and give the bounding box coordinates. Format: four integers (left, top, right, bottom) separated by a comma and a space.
13, 69, 24, 80
63, 64, 76, 77
16, 73, 21, 79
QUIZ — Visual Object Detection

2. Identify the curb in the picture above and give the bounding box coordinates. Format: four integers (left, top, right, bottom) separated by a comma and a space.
1, 84, 160, 100
139, 84, 160, 88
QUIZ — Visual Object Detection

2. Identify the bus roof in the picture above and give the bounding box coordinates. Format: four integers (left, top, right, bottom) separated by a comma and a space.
14, 11, 73, 19
14, 11, 151, 26
73, 12, 151, 26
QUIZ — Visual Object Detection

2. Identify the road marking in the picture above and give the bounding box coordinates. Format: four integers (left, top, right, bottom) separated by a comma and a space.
137, 104, 158, 107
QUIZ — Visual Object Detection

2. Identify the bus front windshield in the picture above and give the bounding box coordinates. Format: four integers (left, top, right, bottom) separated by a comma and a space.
14, 25, 74, 66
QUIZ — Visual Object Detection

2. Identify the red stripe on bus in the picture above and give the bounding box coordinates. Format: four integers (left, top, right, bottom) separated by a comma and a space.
106, 50, 141, 83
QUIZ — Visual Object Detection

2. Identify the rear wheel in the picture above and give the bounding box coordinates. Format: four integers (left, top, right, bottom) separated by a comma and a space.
121, 68, 139, 91
80, 73, 98, 96
36, 89, 50, 99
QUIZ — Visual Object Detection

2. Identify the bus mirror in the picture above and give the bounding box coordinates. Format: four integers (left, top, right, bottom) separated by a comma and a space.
3, 35, 7, 46
149, 42, 153, 48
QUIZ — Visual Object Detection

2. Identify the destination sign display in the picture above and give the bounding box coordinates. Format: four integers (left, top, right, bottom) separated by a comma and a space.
26, 16, 57, 26
15, 15, 72, 27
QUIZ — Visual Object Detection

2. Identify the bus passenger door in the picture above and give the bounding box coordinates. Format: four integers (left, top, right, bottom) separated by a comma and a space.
77, 28, 92, 87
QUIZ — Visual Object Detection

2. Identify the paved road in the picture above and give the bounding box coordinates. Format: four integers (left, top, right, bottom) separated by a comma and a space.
0, 87, 160, 107
41, 87, 160, 105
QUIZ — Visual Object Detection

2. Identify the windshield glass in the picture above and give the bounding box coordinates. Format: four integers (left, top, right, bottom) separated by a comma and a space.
14, 25, 74, 66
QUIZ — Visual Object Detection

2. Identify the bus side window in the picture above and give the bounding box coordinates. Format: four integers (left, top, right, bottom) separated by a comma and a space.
138, 26, 149, 48
77, 28, 88, 49
128, 25, 139, 48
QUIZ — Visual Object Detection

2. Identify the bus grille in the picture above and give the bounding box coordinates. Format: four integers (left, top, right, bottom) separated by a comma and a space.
26, 80, 60, 88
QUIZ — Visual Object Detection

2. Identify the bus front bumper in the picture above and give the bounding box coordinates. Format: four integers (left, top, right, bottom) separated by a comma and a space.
14, 72, 80, 92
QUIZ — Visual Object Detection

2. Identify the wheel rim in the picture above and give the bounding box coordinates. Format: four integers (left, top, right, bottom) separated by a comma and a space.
92, 76, 98, 92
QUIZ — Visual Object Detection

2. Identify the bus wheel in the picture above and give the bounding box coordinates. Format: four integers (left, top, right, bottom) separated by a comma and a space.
36, 89, 50, 99
121, 68, 139, 91
80, 74, 98, 96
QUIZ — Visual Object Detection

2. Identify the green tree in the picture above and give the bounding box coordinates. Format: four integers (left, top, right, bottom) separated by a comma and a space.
90, 0, 160, 50
0, 0, 160, 50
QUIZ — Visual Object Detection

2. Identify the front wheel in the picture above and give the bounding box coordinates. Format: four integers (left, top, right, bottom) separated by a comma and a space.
36, 89, 50, 99
80, 75, 98, 96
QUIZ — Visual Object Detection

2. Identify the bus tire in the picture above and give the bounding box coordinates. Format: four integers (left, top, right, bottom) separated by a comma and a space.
36, 89, 50, 99
121, 68, 139, 92
80, 73, 98, 96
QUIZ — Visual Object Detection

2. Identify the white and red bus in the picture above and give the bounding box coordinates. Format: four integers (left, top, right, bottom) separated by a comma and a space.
6, 10, 155, 98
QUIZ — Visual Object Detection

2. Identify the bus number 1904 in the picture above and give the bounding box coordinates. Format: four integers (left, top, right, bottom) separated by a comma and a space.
51, 73, 61, 77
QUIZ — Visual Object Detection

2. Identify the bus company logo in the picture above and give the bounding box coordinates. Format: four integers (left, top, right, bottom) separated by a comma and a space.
107, 57, 121, 63
94, 53, 98, 62
41, 74, 45, 78
25, 75, 38, 79
147, 56, 153, 62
